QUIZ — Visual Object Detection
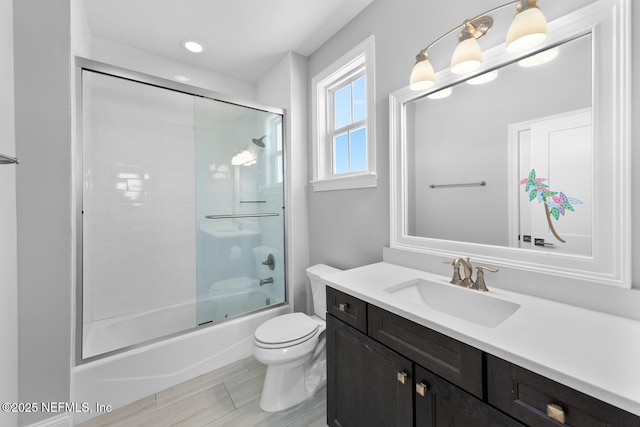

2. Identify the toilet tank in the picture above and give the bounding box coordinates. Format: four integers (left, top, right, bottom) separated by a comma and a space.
306, 264, 341, 320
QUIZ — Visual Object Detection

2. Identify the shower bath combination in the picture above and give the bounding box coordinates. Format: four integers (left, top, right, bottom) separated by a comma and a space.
78, 59, 286, 360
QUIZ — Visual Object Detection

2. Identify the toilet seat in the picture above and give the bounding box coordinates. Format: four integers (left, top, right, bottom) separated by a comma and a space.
254, 313, 319, 349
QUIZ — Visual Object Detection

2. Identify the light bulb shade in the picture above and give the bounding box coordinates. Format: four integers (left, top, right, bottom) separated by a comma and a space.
506, 6, 547, 52
427, 87, 453, 100
466, 69, 498, 85
450, 37, 482, 74
518, 46, 559, 67
410, 58, 436, 91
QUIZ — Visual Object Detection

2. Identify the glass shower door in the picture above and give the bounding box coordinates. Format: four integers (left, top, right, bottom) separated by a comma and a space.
81, 65, 287, 359
194, 98, 285, 325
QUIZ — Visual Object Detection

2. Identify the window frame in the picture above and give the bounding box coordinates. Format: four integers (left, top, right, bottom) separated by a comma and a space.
311, 35, 376, 192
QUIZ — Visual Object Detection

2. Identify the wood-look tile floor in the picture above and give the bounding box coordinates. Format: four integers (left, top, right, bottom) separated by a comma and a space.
78, 356, 327, 427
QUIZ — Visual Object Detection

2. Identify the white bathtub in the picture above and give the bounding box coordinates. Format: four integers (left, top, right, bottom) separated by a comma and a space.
83, 285, 279, 358
82, 302, 196, 359
73, 303, 289, 424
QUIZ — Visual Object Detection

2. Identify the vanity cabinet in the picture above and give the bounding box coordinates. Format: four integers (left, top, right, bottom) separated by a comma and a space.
327, 287, 519, 427
327, 286, 640, 427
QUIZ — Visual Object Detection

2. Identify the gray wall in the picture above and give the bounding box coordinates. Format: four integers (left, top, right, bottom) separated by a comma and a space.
1, 0, 18, 425
14, 0, 72, 424
307, 0, 640, 292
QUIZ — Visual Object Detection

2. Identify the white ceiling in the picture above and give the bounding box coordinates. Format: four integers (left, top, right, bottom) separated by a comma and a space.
83, 0, 375, 83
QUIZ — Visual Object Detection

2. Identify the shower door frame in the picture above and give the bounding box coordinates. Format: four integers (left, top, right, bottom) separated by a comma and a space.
74, 57, 289, 364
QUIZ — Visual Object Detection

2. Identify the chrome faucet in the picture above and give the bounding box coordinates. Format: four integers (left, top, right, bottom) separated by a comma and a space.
443, 257, 498, 291
259, 277, 273, 286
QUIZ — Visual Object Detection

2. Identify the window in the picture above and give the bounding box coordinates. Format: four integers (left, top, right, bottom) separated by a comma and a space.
312, 36, 376, 191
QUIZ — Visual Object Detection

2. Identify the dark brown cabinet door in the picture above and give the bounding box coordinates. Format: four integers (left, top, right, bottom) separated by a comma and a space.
327, 314, 413, 427
415, 365, 525, 427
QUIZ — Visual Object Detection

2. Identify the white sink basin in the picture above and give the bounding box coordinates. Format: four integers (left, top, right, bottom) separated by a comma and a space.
384, 278, 520, 328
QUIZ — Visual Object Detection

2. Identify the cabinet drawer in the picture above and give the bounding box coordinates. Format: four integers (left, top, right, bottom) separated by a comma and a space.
368, 305, 483, 398
326, 287, 367, 333
487, 355, 640, 427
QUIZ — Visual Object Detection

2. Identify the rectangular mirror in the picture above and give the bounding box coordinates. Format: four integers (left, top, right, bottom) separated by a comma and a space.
390, 0, 630, 287
407, 34, 592, 255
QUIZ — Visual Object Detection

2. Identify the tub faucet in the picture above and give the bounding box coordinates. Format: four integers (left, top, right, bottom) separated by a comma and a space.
259, 277, 273, 286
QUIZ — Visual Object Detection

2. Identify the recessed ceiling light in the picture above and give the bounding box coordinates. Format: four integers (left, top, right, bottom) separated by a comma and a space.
174, 75, 191, 83
181, 40, 204, 53
427, 87, 453, 100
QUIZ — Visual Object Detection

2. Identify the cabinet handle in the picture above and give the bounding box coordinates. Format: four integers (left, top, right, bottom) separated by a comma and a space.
397, 371, 408, 385
547, 403, 566, 424
416, 382, 429, 397
339, 303, 349, 312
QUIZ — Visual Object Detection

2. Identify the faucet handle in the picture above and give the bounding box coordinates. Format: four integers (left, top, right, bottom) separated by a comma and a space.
472, 266, 499, 292
442, 259, 462, 284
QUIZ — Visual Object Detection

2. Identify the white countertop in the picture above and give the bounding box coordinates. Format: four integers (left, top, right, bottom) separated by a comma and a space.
323, 262, 640, 416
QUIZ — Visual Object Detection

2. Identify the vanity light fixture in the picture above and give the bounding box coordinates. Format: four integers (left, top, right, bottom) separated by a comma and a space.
450, 17, 492, 75
181, 39, 204, 53
410, 0, 547, 91
231, 149, 257, 167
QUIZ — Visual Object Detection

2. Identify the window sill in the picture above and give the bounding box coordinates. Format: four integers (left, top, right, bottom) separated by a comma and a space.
311, 173, 377, 192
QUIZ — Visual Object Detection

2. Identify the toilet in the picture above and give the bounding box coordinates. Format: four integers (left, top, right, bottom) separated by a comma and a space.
253, 264, 341, 412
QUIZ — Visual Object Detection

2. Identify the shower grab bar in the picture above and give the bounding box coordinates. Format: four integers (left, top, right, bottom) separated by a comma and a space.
240, 200, 267, 204
430, 181, 486, 189
0, 153, 19, 165
205, 213, 280, 220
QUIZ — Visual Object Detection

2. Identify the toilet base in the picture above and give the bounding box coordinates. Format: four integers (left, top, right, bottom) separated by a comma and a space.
258, 343, 326, 412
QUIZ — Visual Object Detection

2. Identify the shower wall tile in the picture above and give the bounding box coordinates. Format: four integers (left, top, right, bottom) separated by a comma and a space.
85, 72, 197, 324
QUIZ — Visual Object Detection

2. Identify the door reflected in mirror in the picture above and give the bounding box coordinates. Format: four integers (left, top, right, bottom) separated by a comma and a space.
405, 34, 592, 256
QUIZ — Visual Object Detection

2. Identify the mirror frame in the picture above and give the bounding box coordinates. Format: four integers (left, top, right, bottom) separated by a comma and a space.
389, 0, 631, 287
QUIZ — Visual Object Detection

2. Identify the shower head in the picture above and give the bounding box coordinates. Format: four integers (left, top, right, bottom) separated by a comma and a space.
252, 135, 266, 147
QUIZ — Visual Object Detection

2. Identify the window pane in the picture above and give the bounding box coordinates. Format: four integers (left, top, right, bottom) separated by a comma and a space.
353, 76, 366, 122
350, 127, 367, 172
334, 133, 349, 174
334, 85, 351, 129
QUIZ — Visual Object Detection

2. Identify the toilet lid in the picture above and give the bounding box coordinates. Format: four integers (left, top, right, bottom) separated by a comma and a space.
254, 313, 319, 346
